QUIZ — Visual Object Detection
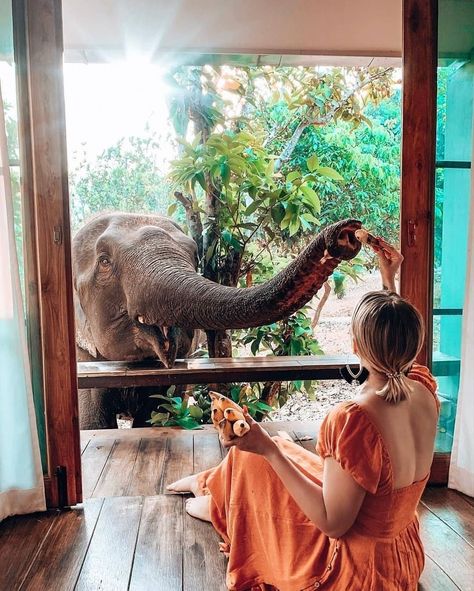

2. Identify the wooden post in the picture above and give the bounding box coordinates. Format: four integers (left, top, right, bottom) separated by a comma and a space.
12, 0, 82, 507
400, 0, 438, 366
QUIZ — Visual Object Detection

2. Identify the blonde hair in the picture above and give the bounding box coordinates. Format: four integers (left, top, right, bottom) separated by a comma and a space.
351, 291, 424, 404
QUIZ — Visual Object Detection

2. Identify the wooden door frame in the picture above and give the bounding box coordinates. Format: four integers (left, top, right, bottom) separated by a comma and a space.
400, 0, 438, 368
10, 0, 444, 510
401, 0, 449, 483
12, 0, 82, 507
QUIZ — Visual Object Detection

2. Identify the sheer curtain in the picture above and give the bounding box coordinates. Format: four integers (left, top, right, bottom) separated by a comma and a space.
448, 126, 474, 497
0, 84, 45, 520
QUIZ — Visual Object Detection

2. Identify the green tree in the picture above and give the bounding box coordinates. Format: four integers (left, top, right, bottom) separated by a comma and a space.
168, 65, 396, 365
70, 135, 171, 230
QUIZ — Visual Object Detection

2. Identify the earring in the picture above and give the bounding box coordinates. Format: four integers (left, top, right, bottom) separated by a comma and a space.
339, 363, 368, 386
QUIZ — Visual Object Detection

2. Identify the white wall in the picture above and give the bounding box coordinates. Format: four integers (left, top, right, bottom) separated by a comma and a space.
62, 0, 402, 65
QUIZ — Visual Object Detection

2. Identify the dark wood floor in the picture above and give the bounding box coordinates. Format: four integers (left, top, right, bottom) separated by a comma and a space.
1, 424, 473, 591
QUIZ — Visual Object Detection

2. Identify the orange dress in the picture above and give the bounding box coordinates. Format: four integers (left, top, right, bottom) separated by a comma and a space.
197, 365, 438, 591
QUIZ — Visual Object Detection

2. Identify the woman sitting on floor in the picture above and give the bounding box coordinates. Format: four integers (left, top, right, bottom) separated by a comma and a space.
168, 239, 439, 591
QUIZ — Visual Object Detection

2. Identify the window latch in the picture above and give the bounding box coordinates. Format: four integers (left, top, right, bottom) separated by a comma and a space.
53, 225, 63, 245
407, 219, 417, 247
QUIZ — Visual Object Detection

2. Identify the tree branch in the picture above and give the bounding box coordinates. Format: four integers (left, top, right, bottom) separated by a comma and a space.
275, 68, 393, 171
311, 281, 332, 329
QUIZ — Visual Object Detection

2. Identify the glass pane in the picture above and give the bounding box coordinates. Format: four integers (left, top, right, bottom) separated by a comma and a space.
433, 65, 473, 452
1, 1, 47, 470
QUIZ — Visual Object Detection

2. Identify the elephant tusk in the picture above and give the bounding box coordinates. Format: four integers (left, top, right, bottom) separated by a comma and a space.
138, 316, 145, 324
163, 326, 169, 338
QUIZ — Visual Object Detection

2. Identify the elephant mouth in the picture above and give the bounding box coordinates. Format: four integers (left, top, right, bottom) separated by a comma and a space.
325, 220, 363, 260
134, 318, 178, 368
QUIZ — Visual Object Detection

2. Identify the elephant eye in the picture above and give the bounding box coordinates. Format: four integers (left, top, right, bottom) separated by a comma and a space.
98, 255, 111, 267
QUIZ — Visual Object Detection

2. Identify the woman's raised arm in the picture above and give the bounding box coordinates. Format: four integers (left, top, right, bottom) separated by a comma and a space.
370, 237, 403, 292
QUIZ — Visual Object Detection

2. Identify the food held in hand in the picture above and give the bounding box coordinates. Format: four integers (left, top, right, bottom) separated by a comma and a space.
355, 228, 381, 247
209, 391, 250, 438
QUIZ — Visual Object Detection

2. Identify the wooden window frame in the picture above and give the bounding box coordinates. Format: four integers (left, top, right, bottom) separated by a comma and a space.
400, 0, 449, 483
400, 0, 438, 368
12, 0, 81, 507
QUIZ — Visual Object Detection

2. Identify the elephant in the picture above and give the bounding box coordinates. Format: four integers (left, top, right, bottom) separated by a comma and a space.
73, 212, 362, 429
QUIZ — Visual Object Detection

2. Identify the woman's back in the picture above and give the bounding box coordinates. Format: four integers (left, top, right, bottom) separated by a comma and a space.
355, 372, 438, 489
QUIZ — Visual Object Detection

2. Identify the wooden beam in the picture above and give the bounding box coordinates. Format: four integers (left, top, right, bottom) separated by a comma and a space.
13, 0, 82, 507
77, 355, 363, 389
400, 0, 438, 365
76, 352, 459, 389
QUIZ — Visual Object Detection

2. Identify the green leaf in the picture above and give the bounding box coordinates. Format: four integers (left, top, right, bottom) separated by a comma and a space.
255, 401, 274, 412
221, 230, 243, 252
250, 335, 263, 355
280, 215, 291, 231
317, 166, 344, 182
245, 200, 261, 216
307, 154, 319, 172
302, 212, 321, 225
195, 172, 207, 191
300, 186, 321, 214
286, 170, 301, 183
189, 405, 204, 420
149, 394, 174, 402
359, 114, 373, 128
176, 416, 203, 430
191, 131, 203, 148
290, 339, 303, 355
157, 403, 177, 414
148, 411, 170, 425
168, 202, 177, 216
265, 160, 274, 177
288, 218, 301, 237
221, 162, 231, 187
271, 204, 285, 225
205, 238, 218, 263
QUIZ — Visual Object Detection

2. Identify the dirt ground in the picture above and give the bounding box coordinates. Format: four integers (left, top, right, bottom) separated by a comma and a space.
314, 271, 381, 355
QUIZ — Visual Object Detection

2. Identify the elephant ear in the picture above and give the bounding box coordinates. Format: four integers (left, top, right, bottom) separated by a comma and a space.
74, 293, 98, 358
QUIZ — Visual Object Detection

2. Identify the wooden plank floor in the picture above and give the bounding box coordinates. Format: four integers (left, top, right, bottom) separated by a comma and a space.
1, 424, 473, 590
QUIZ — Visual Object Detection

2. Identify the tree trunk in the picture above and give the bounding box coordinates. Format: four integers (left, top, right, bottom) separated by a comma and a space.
261, 381, 281, 407
174, 191, 203, 260
206, 329, 233, 358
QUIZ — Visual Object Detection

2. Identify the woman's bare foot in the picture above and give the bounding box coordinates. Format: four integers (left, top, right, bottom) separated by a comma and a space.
166, 474, 201, 496
186, 496, 211, 522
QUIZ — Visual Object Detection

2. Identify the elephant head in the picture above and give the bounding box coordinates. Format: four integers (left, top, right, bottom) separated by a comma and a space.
72, 212, 362, 367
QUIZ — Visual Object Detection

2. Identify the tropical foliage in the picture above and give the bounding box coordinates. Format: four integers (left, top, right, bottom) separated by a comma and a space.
70, 135, 171, 229
69, 64, 402, 413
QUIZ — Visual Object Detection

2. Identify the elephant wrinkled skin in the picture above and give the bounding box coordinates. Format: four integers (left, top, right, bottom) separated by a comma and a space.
73, 212, 362, 429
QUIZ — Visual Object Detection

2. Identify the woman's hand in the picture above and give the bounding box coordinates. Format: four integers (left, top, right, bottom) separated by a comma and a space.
371, 237, 403, 292
219, 408, 277, 458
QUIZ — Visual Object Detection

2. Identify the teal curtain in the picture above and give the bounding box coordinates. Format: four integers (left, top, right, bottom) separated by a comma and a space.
0, 84, 45, 520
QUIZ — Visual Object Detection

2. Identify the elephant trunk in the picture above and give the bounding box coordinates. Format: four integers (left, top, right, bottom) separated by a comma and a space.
137, 219, 362, 331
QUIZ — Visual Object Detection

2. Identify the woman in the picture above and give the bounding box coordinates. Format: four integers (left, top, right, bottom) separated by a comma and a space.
168, 238, 439, 591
